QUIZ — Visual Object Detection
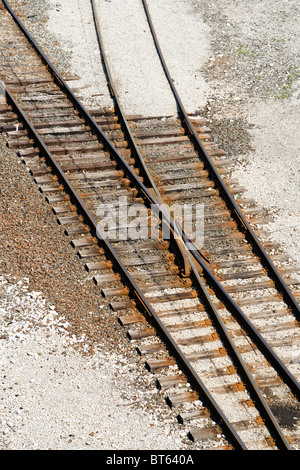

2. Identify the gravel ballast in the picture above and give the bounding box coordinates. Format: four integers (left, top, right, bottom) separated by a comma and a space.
0, 0, 299, 451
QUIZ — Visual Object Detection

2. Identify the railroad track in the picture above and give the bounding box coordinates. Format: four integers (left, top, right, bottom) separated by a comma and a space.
0, 0, 299, 450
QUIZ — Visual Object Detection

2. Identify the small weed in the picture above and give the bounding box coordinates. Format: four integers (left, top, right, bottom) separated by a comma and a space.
236, 44, 254, 56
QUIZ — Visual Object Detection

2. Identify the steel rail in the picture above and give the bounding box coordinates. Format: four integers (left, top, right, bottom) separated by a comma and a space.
1, 0, 295, 448
89, 0, 300, 406
141, 0, 300, 321
90, 0, 300, 402
88, 0, 295, 449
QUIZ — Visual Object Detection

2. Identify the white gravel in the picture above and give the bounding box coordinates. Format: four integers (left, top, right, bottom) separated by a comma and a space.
231, 98, 300, 264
